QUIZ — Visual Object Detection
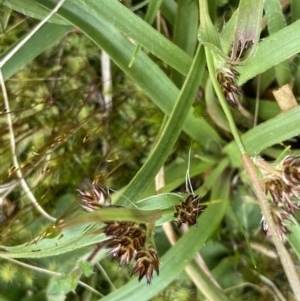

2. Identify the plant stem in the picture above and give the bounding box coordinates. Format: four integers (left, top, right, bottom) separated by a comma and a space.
205, 47, 300, 300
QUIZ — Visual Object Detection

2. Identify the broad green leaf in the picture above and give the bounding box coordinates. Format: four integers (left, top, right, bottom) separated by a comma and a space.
223, 106, 300, 167
161, 0, 177, 25
78, 261, 94, 277
61, 208, 162, 228
171, 0, 198, 87
264, 0, 291, 85
238, 20, 300, 84
136, 193, 185, 210
0, 223, 106, 258
231, 0, 263, 63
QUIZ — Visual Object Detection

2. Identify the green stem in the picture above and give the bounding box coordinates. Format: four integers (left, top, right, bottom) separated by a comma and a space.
205, 35, 300, 301
205, 49, 246, 153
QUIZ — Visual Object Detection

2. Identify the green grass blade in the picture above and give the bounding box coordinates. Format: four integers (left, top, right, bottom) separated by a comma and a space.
83, 0, 191, 75
2, 0, 68, 24
198, 0, 223, 57
161, 0, 177, 25
144, 0, 163, 24
264, 0, 292, 85
291, 0, 300, 23
238, 20, 300, 84
117, 45, 207, 206
1, 23, 71, 80
129, 0, 163, 67
4, 0, 192, 75
171, 0, 198, 87
4, 0, 220, 145
0, 223, 106, 258
231, 0, 263, 62
219, 10, 237, 55
223, 106, 300, 167
7, 0, 219, 145
61, 208, 162, 227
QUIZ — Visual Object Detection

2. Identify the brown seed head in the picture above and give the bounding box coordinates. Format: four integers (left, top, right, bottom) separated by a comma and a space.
280, 155, 300, 188
216, 67, 242, 108
105, 222, 147, 267
107, 236, 136, 266
104, 221, 136, 237
131, 246, 159, 284
261, 207, 293, 241
264, 176, 300, 216
174, 195, 206, 228
78, 184, 111, 211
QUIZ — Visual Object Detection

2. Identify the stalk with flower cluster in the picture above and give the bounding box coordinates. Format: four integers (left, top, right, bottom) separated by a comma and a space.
78, 184, 159, 284
256, 155, 300, 240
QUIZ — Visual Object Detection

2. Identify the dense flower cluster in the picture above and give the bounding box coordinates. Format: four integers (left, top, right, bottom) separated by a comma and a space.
216, 67, 242, 108
131, 246, 160, 284
260, 155, 300, 240
174, 194, 206, 228
77, 184, 111, 211
78, 184, 159, 284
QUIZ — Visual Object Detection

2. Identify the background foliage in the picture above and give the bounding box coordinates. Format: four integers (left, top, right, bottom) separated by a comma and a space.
0, 0, 300, 300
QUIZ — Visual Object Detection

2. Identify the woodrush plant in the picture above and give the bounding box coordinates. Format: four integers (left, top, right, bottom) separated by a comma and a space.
0, 0, 300, 301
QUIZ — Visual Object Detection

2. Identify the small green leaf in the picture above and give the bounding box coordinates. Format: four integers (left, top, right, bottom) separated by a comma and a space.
78, 261, 94, 277
47, 271, 81, 300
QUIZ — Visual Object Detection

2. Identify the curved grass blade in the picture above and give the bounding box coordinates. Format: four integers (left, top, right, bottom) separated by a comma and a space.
129, 0, 163, 67
171, 0, 198, 87
4, 0, 192, 76
230, 0, 263, 63
238, 20, 300, 84
223, 106, 300, 167
116, 45, 207, 206
0, 223, 106, 258
1, 23, 71, 81
264, 0, 291, 85
2, 0, 68, 24
2, 0, 221, 145
160, 0, 177, 26
60, 208, 162, 228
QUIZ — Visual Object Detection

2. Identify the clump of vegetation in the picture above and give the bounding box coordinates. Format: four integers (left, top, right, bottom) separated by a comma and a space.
1, 0, 300, 300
